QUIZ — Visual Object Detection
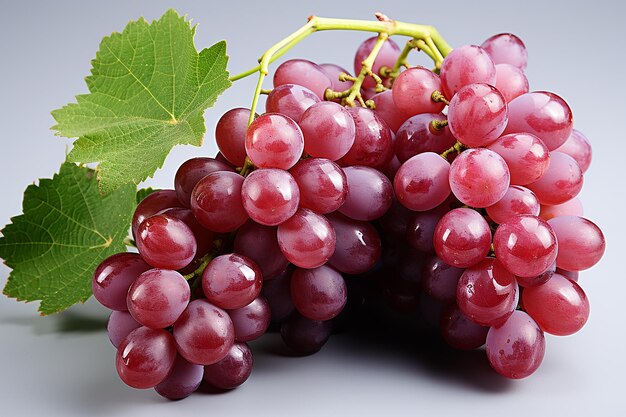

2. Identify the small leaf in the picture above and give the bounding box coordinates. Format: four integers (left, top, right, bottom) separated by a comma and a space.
51, 9, 231, 193
136, 187, 159, 204
0, 163, 136, 314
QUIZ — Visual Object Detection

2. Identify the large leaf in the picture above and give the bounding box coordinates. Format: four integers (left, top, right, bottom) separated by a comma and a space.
0, 163, 136, 314
51, 9, 231, 193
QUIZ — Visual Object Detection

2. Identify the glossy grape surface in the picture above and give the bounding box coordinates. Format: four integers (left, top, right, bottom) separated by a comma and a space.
241, 168, 300, 226
277, 208, 336, 269
173, 299, 235, 365
291, 265, 347, 321
136, 214, 197, 270
191, 171, 248, 233
548, 216, 605, 271
127, 269, 190, 329
202, 254, 263, 310
245, 113, 304, 170
456, 258, 518, 326
486, 310, 545, 379
447, 83, 508, 147
115, 327, 177, 389
493, 215, 558, 277
215, 108, 254, 167
503, 91, 573, 150
93, 253, 151, 311
290, 158, 347, 214
433, 208, 492, 268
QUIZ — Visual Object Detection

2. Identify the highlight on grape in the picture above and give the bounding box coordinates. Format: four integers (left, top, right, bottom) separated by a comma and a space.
0, 10, 605, 400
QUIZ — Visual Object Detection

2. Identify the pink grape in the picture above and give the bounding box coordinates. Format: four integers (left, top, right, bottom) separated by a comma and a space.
327, 212, 381, 274
440, 305, 489, 350
289, 158, 347, 214
486, 311, 545, 379
203, 342, 254, 390
433, 208, 492, 268
548, 216, 605, 271
233, 221, 288, 280
136, 214, 197, 270
392, 66, 446, 115
320, 63, 354, 92
173, 299, 234, 365
503, 91, 573, 150
394, 152, 451, 211
540, 198, 583, 221
456, 258, 518, 326
493, 215, 558, 277
157, 208, 214, 266
406, 207, 447, 253
440, 45, 496, 99
280, 313, 332, 355
486, 133, 550, 185
155, 355, 204, 400
277, 208, 336, 269
481, 33, 528, 69
273, 59, 332, 99
202, 254, 263, 310
107, 311, 141, 348
215, 108, 254, 167
339, 166, 393, 221
495, 64, 529, 102
554, 129, 592, 173
486, 185, 540, 224
132, 190, 184, 238
556, 268, 579, 282
526, 151, 583, 205
370, 90, 411, 132
191, 171, 248, 233
241, 168, 300, 226
265, 84, 320, 123
449, 148, 510, 208
447, 83, 508, 147
516, 261, 555, 288
228, 297, 271, 342
354, 36, 401, 89
261, 269, 295, 322
291, 265, 347, 321
93, 253, 151, 311
244, 113, 304, 170
127, 269, 190, 329
522, 273, 590, 336
394, 113, 456, 162
174, 157, 235, 207
337, 107, 394, 169
422, 255, 464, 302
299, 101, 356, 161
115, 327, 177, 389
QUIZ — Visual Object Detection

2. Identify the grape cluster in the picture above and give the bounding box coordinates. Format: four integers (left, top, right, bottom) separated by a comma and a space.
92, 31, 605, 398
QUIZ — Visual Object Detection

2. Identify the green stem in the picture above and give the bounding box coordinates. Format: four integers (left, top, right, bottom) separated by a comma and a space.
123, 237, 136, 248
440, 141, 467, 160
228, 15, 453, 118
183, 253, 213, 281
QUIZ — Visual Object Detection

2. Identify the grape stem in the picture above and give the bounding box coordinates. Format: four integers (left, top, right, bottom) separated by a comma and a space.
122, 236, 136, 248
325, 32, 389, 107
431, 90, 450, 105
227, 14, 453, 123
440, 141, 467, 159
183, 253, 214, 281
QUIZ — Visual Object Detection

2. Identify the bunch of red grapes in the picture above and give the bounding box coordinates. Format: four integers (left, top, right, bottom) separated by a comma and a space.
92, 32, 606, 399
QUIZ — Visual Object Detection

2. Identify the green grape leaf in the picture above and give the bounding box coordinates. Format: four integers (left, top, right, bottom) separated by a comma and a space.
51, 9, 231, 193
136, 187, 159, 204
0, 163, 136, 315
